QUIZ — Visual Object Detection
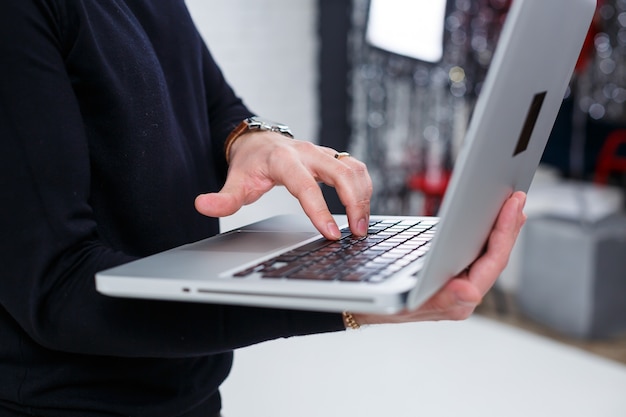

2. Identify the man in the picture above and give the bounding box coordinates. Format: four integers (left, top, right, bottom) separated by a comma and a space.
0, 1, 526, 416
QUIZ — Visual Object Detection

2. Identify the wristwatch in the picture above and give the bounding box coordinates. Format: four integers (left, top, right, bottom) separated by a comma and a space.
224, 116, 294, 163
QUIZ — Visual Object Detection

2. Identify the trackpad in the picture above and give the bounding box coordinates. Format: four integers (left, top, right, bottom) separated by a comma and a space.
183, 231, 319, 254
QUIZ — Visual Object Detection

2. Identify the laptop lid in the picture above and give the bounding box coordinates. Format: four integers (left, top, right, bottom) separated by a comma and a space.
95, 0, 596, 313
406, 0, 597, 309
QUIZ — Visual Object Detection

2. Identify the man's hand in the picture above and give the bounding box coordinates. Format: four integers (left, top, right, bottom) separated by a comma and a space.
352, 191, 527, 325
194, 131, 373, 240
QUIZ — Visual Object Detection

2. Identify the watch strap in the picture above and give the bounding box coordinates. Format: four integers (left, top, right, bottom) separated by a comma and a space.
224, 120, 250, 164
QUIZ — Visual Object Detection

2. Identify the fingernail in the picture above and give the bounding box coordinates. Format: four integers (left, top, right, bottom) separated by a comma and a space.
511, 196, 520, 212
327, 222, 341, 240
514, 192, 526, 208
357, 218, 368, 236
519, 194, 527, 211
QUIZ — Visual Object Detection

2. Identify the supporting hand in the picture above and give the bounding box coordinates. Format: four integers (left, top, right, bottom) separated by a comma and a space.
351, 191, 527, 325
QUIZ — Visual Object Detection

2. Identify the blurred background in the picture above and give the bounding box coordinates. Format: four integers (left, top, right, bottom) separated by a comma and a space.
185, 0, 626, 361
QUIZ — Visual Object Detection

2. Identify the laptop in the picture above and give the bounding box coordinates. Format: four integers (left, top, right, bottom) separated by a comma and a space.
96, 0, 596, 314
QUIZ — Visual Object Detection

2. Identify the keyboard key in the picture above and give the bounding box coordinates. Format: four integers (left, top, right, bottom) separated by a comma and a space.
232, 218, 436, 283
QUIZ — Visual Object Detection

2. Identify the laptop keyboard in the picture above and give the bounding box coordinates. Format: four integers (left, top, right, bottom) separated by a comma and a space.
233, 218, 438, 283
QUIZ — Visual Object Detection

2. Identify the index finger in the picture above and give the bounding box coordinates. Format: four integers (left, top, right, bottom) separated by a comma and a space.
278, 161, 343, 240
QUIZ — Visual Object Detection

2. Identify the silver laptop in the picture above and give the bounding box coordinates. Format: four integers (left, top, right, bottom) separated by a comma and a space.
96, 0, 596, 314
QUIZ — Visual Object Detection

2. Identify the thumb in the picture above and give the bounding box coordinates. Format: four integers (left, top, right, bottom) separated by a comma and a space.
194, 184, 246, 218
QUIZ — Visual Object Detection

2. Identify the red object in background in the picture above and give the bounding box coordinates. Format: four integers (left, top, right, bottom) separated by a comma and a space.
407, 171, 452, 216
594, 129, 626, 184
575, 0, 602, 74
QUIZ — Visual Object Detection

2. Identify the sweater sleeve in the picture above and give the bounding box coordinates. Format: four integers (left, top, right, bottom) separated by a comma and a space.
201, 44, 255, 181
0, 0, 344, 359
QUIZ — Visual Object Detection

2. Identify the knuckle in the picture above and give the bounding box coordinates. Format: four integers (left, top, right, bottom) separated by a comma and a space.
339, 160, 370, 180
352, 159, 369, 173
293, 140, 318, 154
353, 195, 372, 211
299, 180, 322, 197
267, 144, 295, 164
288, 177, 322, 202
336, 164, 354, 177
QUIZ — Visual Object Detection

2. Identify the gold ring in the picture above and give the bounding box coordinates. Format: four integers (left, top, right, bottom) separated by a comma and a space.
334, 152, 351, 160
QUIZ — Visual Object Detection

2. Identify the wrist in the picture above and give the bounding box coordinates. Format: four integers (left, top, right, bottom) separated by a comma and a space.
224, 116, 293, 163
345, 312, 401, 327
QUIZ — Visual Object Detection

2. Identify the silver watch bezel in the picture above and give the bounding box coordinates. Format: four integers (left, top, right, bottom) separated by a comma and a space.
244, 116, 294, 138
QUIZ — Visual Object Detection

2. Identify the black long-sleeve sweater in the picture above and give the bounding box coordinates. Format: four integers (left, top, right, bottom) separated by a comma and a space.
0, 1, 344, 416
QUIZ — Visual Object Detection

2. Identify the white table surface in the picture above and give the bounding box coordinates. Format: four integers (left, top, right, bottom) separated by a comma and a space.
220, 316, 626, 417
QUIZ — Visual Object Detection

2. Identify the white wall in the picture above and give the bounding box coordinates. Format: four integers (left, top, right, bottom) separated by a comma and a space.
185, 0, 319, 231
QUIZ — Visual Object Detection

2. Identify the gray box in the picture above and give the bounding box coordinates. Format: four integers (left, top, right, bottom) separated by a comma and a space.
517, 214, 626, 339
